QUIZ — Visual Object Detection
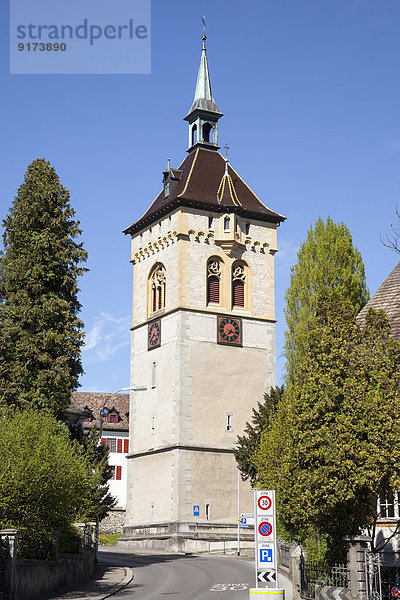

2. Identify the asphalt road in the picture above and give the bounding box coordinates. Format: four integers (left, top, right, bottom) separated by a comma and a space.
101, 549, 259, 600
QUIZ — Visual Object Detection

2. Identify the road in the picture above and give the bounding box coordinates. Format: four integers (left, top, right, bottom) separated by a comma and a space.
101, 549, 259, 600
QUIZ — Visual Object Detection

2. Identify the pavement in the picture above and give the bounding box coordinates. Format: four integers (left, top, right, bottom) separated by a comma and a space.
46, 551, 133, 600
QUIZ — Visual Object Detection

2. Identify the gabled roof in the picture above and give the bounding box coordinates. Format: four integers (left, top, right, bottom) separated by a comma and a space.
123, 148, 285, 236
357, 261, 400, 342
69, 392, 130, 432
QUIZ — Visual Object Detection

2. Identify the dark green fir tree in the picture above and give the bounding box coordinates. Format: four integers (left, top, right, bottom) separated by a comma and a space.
0, 159, 88, 415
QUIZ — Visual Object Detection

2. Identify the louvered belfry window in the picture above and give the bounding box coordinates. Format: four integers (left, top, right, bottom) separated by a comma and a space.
232, 262, 246, 308
150, 264, 166, 314
207, 259, 221, 305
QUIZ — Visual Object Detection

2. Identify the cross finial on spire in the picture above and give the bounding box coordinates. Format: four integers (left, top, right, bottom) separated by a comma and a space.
202, 16, 206, 41
224, 143, 230, 160
223, 143, 230, 175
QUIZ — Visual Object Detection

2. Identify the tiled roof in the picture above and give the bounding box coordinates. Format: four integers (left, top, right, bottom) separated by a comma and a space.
357, 261, 400, 342
69, 392, 130, 432
123, 148, 285, 235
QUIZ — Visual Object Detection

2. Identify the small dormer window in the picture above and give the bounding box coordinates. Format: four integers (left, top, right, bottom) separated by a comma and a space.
164, 182, 170, 198
224, 216, 230, 231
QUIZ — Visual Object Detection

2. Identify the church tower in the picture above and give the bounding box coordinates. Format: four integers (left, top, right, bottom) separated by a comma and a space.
122, 32, 285, 552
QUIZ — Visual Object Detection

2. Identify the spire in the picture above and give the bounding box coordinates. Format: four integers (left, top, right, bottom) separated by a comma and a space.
184, 20, 223, 153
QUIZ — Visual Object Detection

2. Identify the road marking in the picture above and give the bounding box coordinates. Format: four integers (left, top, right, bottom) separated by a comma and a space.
210, 583, 249, 591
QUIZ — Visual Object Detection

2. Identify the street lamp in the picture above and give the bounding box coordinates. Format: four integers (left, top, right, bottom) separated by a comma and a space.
99, 386, 146, 435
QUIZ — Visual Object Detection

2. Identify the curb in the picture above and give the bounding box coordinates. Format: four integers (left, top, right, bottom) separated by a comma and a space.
99, 566, 134, 600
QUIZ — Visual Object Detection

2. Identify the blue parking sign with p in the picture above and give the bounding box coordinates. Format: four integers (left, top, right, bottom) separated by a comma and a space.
260, 548, 273, 563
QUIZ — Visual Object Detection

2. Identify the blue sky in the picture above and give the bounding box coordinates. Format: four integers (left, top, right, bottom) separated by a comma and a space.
1, 0, 400, 392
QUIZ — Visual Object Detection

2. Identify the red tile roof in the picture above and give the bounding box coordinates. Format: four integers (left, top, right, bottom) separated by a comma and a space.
357, 261, 400, 342
124, 149, 285, 235
69, 392, 129, 432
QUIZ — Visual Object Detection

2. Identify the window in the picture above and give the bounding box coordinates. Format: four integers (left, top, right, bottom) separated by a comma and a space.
109, 466, 121, 480
104, 438, 116, 452
108, 414, 118, 423
192, 124, 197, 145
205, 503, 211, 520
151, 361, 157, 388
232, 262, 246, 309
224, 216, 230, 231
208, 216, 213, 229
226, 413, 233, 432
245, 222, 250, 235
151, 415, 155, 434
207, 258, 221, 305
203, 123, 212, 143
150, 263, 166, 314
164, 182, 170, 198
378, 493, 400, 519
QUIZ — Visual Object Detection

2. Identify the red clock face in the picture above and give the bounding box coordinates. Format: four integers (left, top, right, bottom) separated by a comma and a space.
217, 316, 242, 346
148, 319, 161, 350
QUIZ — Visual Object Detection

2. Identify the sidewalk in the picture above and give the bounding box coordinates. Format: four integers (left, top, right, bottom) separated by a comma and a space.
46, 557, 133, 600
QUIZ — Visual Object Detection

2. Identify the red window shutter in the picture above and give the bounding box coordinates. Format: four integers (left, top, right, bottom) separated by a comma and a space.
233, 280, 245, 307
207, 276, 220, 304
116, 466, 122, 480
124, 439, 129, 453
117, 439, 122, 453
101, 438, 106, 445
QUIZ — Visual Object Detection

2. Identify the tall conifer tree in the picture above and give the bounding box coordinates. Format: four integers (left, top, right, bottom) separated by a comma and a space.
284, 216, 369, 382
0, 159, 87, 414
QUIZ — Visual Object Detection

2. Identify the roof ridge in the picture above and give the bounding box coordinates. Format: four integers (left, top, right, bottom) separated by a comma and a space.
178, 148, 200, 198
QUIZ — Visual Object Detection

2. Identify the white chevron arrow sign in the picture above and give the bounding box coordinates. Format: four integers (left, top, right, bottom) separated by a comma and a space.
258, 571, 276, 583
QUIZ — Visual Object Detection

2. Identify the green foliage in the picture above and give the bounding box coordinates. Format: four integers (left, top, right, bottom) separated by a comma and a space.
284, 217, 369, 383
59, 522, 82, 554
68, 423, 116, 520
0, 158, 88, 415
0, 407, 100, 540
234, 386, 284, 485
256, 295, 400, 562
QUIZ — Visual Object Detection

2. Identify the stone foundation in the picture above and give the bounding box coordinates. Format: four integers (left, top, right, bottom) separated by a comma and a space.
120, 521, 254, 553
100, 508, 126, 534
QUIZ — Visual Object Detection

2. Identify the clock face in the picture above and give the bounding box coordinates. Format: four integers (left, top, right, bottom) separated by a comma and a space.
148, 319, 161, 350
217, 316, 242, 346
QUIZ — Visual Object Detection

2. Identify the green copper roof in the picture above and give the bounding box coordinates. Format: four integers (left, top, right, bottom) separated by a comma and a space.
186, 35, 222, 118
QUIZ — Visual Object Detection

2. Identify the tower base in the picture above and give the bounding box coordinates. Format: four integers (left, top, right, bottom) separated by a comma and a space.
119, 521, 255, 554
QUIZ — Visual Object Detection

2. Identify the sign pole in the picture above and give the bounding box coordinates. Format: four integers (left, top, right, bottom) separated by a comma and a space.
237, 467, 240, 556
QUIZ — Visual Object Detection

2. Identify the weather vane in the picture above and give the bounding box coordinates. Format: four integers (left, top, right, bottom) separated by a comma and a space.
202, 16, 206, 37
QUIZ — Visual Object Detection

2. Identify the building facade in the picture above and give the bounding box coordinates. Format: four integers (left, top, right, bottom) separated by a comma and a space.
122, 33, 285, 551
69, 392, 130, 533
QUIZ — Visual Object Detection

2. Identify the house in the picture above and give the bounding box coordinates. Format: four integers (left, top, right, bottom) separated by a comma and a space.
68, 392, 130, 533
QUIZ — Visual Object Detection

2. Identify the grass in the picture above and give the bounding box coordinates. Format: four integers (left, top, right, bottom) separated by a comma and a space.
99, 533, 122, 546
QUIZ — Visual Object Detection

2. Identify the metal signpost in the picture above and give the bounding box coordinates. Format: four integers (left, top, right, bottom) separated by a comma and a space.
249, 490, 284, 600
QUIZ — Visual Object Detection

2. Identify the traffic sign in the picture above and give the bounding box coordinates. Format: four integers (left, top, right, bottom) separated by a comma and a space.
258, 571, 276, 583
259, 548, 273, 563
254, 490, 278, 589
258, 521, 273, 537
193, 505, 200, 516
258, 495, 272, 511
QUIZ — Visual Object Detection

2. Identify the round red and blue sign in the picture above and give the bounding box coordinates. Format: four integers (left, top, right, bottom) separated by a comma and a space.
258, 521, 273, 537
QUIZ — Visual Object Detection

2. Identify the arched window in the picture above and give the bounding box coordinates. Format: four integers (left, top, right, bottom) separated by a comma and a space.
150, 264, 166, 313
192, 124, 197, 146
207, 258, 221, 305
232, 262, 246, 308
224, 216, 230, 231
203, 122, 212, 143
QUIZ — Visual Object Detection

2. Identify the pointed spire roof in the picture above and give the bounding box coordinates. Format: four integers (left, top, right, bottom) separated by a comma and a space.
185, 34, 222, 120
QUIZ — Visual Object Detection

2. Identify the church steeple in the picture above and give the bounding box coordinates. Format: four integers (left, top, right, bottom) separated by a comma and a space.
184, 25, 223, 153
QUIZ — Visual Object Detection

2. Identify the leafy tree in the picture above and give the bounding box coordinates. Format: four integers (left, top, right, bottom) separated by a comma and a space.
68, 423, 116, 521
0, 407, 100, 549
234, 386, 284, 485
284, 217, 369, 383
256, 295, 400, 562
0, 159, 87, 415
